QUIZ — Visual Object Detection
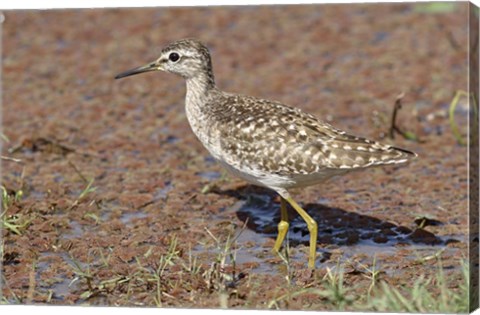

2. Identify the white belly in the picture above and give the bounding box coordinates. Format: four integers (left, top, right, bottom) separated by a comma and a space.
217, 159, 295, 190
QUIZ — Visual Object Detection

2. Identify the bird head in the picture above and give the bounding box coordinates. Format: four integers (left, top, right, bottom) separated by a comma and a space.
115, 38, 213, 81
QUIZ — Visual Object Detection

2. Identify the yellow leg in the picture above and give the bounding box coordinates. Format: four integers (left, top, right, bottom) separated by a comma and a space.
273, 198, 289, 253
284, 196, 318, 269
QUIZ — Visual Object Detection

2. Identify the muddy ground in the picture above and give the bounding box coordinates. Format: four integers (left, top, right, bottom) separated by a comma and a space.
1, 2, 472, 310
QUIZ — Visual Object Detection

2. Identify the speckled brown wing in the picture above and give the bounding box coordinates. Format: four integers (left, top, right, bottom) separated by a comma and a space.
206, 93, 415, 176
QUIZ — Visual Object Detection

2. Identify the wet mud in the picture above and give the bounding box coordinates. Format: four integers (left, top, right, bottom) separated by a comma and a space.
1, 2, 471, 309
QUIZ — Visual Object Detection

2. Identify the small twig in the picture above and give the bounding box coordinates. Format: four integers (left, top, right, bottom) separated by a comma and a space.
26, 260, 37, 303
0, 132, 10, 142
68, 160, 89, 184
1, 155, 22, 163
230, 217, 249, 245
20, 137, 75, 155
388, 93, 420, 141
7, 143, 24, 154
19, 165, 26, 193
138, 200, 155, 209
436, 19, 460, 51
204, 227, 220, 245
389, 92, 405, 139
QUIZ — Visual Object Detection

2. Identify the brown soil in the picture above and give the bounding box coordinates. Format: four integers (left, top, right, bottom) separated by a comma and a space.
1, 3, 470, 310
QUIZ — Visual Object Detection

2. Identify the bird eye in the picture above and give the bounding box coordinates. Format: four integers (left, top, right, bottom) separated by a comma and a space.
169, 52, 180, 62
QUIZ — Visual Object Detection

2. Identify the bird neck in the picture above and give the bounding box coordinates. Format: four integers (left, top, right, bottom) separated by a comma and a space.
185, 72, 216, 104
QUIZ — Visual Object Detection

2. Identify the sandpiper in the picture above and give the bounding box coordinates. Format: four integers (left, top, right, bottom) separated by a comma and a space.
115, 39, 416, 269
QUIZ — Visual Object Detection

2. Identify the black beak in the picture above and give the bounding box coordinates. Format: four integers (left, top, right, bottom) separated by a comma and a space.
115, 62, 159, 79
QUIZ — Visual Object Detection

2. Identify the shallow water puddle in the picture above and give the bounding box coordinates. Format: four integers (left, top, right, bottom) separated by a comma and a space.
235, 193, 456, 245
190, 229, 281, 275
201, 193, 464, 272
154, 181, 174, 200
196, 171, 222, 181
119, 211, 149, 225
36, 251, 81, 302
63, 220, 84, 240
